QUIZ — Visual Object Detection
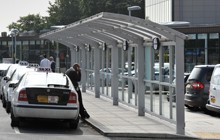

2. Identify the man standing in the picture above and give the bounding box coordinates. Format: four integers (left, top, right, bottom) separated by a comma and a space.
65, 63, 90, 119
40, 54, 50, 68
49, 56, 56, 72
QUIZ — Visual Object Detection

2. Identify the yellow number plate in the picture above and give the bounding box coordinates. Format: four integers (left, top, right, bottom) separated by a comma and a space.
211, 97, 216, 103
37, 95, 48, 103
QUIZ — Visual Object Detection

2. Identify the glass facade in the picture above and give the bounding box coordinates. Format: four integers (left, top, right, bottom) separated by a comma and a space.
185, 33, 220, 72
0, 36, 71, 70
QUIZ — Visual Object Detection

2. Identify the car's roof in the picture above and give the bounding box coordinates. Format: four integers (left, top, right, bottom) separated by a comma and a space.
23, 71, 70, 87
0, 63, 12, 70
194, 65, 215, 68
184, 72, 190, 76
5, 64, 19, 76
214, 64, 220, 67
11, 66, 37, 81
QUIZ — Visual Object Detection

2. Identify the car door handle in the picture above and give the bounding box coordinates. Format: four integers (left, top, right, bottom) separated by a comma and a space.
213, 87, 216, 90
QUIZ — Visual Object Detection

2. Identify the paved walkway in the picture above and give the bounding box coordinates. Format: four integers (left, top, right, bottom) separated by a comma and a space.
82, 91, 198, 139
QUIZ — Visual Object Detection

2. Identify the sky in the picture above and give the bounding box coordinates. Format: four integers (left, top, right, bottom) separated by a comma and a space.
0, 0, 55, 33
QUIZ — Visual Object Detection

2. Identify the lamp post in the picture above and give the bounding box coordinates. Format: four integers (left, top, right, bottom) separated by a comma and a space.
10, 29, 19, 63
127, 6, 141, 16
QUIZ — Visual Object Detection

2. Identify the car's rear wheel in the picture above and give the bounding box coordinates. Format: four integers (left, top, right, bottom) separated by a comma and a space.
69, 117, 79, 129
2, 95, 6, 108
11, 109, 19, 127
6, 101, 11, 113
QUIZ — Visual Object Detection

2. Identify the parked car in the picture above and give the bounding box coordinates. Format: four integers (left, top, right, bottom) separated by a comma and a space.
1, 61, 29, 108
0, 64, 19, 101
89, 68, 128, 86
125, 63, 171, 92
0, 63, 12, 82
167, 73, 190, 102
206, 64, 220, 113
154, 62, 176, 91
1, 61, 28, 101
4, 64, 38, 113
10, 69, 79, 129
185, 65, 215, 110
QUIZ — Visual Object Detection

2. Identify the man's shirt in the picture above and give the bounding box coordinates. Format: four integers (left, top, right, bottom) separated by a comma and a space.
40, 58, 50, 68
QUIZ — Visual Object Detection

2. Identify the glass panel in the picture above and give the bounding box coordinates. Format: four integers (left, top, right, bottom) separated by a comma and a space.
185, 39, 197, 72
16, 41, 21, 45
36, 40, 41, 45
30, 41, 35, 45
23, 41, 29, 45
188, 34, 196, 39
210, 33, 218, 39
2, 41, 7, 45
208, 33, 219, 64
196, 34, 207, 65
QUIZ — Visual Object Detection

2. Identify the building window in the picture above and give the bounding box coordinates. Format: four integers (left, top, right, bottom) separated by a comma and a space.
185, 34, 197, 72
208, 33, 219, 64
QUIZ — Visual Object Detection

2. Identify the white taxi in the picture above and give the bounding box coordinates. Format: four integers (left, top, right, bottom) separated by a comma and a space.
4, 64, 38, 113
1, 64, 19, 104
1, 61, 29, 108
206, 64, 220, 113
10, 68, 79, 129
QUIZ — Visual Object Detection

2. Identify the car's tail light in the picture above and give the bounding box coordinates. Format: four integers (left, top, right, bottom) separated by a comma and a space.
68, 92, 77, 103
18, 89, 28, 101
191, 82, 204, 89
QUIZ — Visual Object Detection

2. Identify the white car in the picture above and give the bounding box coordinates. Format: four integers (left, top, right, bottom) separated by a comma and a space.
206, 64, 220, 113
10, 70, 79, 129
0, 63, 12, 82
0, 64, 19, 102
1, 61, 28, 108
4, 65, 37, 113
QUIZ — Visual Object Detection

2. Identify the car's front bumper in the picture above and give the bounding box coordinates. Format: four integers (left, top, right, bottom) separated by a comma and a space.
12, 104, 79, 119
206, 103, 220, 113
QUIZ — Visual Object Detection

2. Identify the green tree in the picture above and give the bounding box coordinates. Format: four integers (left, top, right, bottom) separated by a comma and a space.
8, 14, 49, 33
47, 0, 145, 26
79, 0, 145, 19
47, 0, 81, 25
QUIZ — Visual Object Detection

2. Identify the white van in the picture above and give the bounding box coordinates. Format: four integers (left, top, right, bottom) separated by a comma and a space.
206, 64, 220, 113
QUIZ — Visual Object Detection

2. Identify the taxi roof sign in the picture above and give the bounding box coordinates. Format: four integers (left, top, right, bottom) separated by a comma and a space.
37, 67, 51, 72
18, 61, 29, 66
27, 63, 39, 68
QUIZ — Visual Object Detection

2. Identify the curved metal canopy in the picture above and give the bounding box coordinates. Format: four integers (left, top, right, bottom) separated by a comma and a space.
40, 12, 187, 48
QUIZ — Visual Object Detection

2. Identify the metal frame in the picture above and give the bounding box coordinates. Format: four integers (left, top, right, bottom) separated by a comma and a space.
40, 12, 187, 135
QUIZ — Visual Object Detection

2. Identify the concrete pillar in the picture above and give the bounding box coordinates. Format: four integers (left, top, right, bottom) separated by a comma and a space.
127, 46, 132, 103
56, 42, 60, 73
137, 41, 145, 116
175, 37, 185, 135
111, 46, 119, 105
144, 41, 154, 112
94, 47, 100, 98
81, 47, 86, 92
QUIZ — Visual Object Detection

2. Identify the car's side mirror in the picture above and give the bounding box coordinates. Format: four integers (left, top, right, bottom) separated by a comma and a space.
3, 76, 9, 81
9, 83, 18, 89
